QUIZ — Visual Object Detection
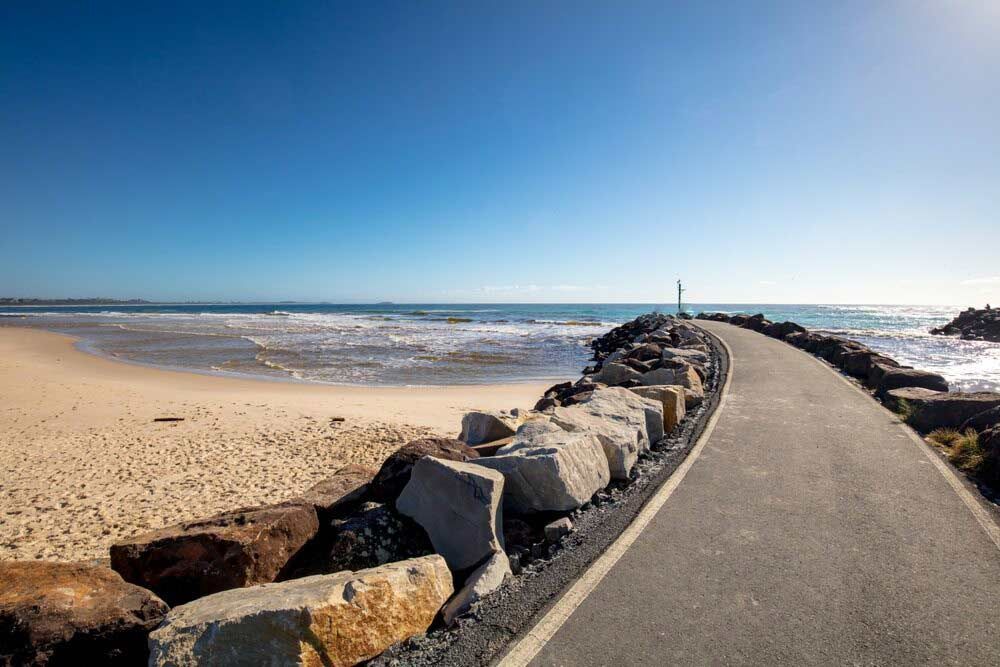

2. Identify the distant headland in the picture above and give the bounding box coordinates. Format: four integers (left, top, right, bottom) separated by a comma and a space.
0, 297, 150, 306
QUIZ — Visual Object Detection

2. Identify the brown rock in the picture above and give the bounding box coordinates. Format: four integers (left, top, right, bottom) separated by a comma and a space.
0, 561, 168, 666
292, 464, 376, 521
110, 502, 319, 606
368, 437, 479, 502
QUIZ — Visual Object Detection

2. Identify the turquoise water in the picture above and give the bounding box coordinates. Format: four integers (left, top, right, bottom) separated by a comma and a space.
1, 303, 997, 390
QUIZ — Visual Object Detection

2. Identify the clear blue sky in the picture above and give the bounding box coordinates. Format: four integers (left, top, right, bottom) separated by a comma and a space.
1, 1, 997, 304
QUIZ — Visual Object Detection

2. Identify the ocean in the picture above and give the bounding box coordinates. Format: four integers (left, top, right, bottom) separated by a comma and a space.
2, 303, 998, 391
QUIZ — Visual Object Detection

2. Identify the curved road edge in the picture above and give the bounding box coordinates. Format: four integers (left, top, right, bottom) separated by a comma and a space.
496, 327, 735, 666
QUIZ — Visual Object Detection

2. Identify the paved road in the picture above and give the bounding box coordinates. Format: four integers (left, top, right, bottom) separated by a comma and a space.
524, 321, 1000, 666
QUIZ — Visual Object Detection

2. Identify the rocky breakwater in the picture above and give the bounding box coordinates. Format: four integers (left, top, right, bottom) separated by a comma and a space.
1, 313, 720, 666
930, 305, 1000, 343
696, 311, 1000, 491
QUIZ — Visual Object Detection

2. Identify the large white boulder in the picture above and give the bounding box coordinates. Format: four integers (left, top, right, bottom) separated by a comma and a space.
661, 347, 709, 364
396, 457, 505, 571
550, 406, 639, 479
629, 385, 686, 433
545, 387, 663, 479
148, 555, 452, 667
459, 410, 520, 445
473, 420, 609, 514
441, 551, 511, 625
592, 362, 641, 386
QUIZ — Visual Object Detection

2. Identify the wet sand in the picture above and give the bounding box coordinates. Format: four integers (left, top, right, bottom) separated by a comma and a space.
0, 327, 551, 562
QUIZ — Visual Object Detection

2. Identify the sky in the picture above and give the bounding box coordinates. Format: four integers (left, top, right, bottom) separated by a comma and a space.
1, 1, 998, 305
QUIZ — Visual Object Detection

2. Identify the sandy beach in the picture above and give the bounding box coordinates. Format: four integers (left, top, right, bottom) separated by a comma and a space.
0, 327, 550, 562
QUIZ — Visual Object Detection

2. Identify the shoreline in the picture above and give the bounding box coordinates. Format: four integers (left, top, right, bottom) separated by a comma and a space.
70, 334, 565, 389
0, 327, 551, 562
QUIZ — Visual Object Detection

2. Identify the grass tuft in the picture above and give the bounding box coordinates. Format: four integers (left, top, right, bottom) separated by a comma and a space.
894, 398, 915, 425
927, 428, 962, 447
947, 429, 985, 474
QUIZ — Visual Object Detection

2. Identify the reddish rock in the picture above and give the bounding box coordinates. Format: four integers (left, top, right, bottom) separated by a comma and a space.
368, 437, 479, 502
110, 502, 319, 606
292, 464, 376, 521
0, 561, 168, 666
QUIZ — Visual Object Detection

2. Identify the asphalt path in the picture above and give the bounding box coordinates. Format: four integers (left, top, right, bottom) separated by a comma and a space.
514, 321, 1000, 666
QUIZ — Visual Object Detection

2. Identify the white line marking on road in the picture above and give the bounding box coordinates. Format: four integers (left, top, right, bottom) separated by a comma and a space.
777, 332, 1000, 552
496, 330, 734, 667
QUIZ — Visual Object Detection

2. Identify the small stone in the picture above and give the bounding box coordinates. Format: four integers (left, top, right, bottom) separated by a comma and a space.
544, 517, 573, 542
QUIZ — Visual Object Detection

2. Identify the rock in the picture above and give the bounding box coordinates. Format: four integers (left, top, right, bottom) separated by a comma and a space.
763, 321, 806, 339
603, 349, 626, 365
640, 364, 703, 395
981, 426, 1000, 484
589, 313, 676, 361
148, 555, 452, 667
866, 359, 902, 388
459, 411, 520, 445
738, 313, 769, 331
544, 518, 573, 542
502, 517, 536, 552
883, 387, 945, 412
784, 331, 816, 348
322, 502, 433, 574
829, 341, 868, 366
629, 385, 686, 433
625, 343, 662, 362
0, 561, 168, 666
812, 336, 848, 360
574, 386, 664, 447
396, 457, 505, 571
930, 306, 1000, 343
728, 314, 750, 327
542, 381, 573, 398
369, 437, 479, 502
110, 503, 319, 606
961, 405, 1000, 432
623, 357, 654, 373
661, 347, 709, 364
840, 350, 886, 379
549, 406, 642, 480
887, 390, 1000, 432
592, 362, 642, 386
292, 464, 376, 521
684, 387, 704, 408
549, 388, 662, 478
875, 367, 949, 397
441, 551, 510, 625
473, 420, 610, 514
534, 396, 558, 411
